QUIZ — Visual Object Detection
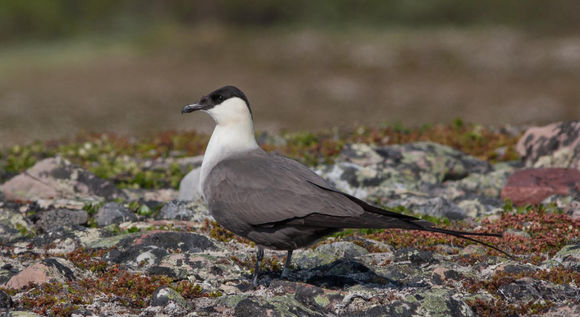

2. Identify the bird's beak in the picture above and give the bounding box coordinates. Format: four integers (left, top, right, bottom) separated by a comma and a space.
181, 103, 205, 114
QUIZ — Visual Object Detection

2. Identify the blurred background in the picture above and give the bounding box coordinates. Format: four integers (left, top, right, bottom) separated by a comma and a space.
1, 0, 580, 148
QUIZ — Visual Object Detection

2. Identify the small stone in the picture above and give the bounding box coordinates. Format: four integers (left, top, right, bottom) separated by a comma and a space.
156, 200, 209, 221
151, 286, 192, 309
393, 248, 437, 265
95, 202, 136, 227
500, 168, 580, 205
294, 242, 368, 269
0, 289, 12, 308
35, 209, 88, 232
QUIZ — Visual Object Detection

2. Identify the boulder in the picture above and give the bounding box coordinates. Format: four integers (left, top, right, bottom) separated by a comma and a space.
35, 209, 88, 232
501, 168, 580, 205
0, 157, 125, 201
95, 202, 136, 227
517, 121, 580, 169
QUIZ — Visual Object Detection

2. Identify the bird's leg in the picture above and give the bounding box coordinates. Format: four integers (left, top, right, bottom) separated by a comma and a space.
280, 249, 293, 279
252, 246, 264, 287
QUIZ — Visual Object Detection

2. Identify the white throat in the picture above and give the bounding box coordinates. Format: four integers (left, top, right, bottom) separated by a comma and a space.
199, 97, 259, 192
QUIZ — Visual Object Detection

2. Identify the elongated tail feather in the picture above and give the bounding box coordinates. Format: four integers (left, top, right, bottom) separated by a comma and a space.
308, 181, 513, 258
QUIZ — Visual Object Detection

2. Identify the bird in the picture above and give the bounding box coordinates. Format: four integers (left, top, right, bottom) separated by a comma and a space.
181, 85, 509, 286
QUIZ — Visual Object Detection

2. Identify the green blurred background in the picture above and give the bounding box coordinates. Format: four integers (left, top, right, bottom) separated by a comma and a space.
1, 0, 579, 147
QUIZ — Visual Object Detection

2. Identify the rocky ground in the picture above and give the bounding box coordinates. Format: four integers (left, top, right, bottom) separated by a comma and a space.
0, 121, 578, 316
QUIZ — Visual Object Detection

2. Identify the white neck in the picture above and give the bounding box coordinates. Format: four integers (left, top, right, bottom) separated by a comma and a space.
199, 98, 259, 192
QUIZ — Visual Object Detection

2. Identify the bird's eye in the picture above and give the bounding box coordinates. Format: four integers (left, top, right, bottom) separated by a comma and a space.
217, 95, 224, 102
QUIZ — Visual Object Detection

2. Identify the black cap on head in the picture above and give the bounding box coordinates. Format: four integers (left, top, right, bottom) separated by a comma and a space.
182, 85, 252, 115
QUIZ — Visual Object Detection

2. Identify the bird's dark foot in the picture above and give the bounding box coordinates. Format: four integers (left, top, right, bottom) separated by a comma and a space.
251, 247, 265, 287
252, 273, 259, 287
279, 249, 293, 280
280, 268, 290, 279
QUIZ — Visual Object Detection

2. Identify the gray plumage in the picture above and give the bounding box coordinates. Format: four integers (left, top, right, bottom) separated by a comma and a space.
204, 149, 436, 250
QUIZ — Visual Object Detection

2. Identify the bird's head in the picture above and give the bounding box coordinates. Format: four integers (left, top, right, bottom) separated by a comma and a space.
182, 86, 252, 126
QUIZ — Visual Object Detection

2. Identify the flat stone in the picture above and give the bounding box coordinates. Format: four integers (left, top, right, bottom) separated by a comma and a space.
36, 209, 88, 232
2, 258, 77, 289
156, 200, 209, 222
0, 157, 125, 201
95, 202, 136, 227
500, 168, 580, 205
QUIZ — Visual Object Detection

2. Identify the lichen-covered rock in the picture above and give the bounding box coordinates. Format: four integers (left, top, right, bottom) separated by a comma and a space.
0, 157, 126, 201
405, 287, 475, 317
517, 121, 580, 170
149, 286, 192, 315
35, 209, 88, 232
156, 199, 210, 222
95, 202, 136, 227
0, 205, 34, 243
105, 231, 216, 272
318, 142, 503, 219
0, 289, 12, 308
546, 243, 580, 271
2, 258, 79, 289
234, 296, 324, 317
293, 242, 368, 269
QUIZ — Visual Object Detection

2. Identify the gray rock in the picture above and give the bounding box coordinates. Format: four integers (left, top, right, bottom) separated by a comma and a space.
156, 199, 210, 221
151, 286, 192, 310
95, 202, 136, 227
0, 289, 12, 308
548, 243, 580, 271
0, 157, 125, 201
178, 167, 202, 201
517, 121, 580, 170
36, 209, 88, 232
294, 242, 368, 269
405, 287, 474, 317
0, 207, 34, 242
234, 296, 324, 317
497, 277, 578, 303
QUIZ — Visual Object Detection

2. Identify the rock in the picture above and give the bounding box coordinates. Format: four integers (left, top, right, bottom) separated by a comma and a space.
294, 242, 368, 269
95, 202, 136, 227
106, 231, 216, 272
517, 121, 580, 169
178, 167, 202, 201
0, 157, 125, 201
0, 289, 12, 308
234, 296, 324, 317
2, 258, 78, 289
156, 200, 210, 222
322, 142, 490, 200
405, 287, 474, 317
35, 209, 88, 232
386, 195, 467, 220
497, 277, 578, 303
393, 248, 437, 265
302, 260, 387, 288
0, 206, 34, 243
151, 286, 192, 310
543, 303, 580, 317
500, 168, 580, 205
548, 243, 580, 271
